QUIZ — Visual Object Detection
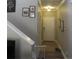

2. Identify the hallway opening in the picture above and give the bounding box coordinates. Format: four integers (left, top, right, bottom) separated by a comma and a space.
37, 0, 72, 59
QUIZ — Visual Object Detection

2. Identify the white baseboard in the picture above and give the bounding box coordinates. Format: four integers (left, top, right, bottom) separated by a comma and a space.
55, 40, 68, 59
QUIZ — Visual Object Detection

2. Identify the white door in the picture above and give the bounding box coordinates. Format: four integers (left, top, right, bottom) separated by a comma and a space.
43, 17, 55, 41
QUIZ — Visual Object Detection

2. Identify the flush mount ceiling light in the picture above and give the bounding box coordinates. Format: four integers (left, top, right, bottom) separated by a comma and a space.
43, 5, 55, 11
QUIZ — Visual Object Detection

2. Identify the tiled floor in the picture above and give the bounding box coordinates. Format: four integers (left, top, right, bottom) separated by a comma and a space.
38, 41, 64, 59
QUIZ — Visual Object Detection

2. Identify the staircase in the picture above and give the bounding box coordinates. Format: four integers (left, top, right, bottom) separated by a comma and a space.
38, 41, 64, 59
7, 21, 35, 59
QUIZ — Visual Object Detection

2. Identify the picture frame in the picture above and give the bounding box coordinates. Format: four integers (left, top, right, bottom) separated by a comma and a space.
7, 0, 16, 12
59, 19, 64, 32
29, 6, 36, 18
29, 12, 35, 18
29, 6, 36, 12
22, 7, 29, 17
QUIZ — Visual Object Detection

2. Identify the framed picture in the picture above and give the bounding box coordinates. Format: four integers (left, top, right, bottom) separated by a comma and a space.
29, 6, 36, 18
29, 12, 35, 18
59, 19, 64, 32
22, 7, 29, 17
7, 0, 16, 12
30, 6, 36, 12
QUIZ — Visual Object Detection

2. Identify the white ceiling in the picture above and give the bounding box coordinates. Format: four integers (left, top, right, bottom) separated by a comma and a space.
40, 0, 63, 7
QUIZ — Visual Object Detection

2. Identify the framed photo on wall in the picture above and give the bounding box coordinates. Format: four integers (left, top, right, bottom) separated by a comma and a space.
59, 19, 64, 32
29, 12, 35, 18
22, 7, 29, 17
7, 0, 16, 12
30, 6, 36, 12
29, 6, 36, 18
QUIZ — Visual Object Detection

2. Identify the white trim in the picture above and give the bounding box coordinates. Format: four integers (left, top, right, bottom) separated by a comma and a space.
56, 0, 65, 10
55, 40, 68, 59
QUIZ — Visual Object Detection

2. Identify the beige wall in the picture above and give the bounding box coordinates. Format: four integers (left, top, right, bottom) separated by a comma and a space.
56, 0, 72, 59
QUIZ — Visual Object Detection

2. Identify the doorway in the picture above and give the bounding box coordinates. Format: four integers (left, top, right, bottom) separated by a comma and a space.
42, 17, 55, 41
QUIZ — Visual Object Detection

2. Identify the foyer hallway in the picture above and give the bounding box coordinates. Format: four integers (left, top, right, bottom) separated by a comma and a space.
38, 41, 64, 59
7, 0, 72, 59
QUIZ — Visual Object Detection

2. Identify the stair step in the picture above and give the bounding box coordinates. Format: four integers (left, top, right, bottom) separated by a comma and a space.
38, 57, 64, 59
38, 41, 64, 59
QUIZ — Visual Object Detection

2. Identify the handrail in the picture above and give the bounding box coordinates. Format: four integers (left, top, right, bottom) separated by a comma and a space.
34, 45, 46, 59
7, 20, 35, 45
34, 45, 46, 48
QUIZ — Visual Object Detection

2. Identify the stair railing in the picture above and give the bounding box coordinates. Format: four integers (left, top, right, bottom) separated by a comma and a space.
34, 45, 46, 59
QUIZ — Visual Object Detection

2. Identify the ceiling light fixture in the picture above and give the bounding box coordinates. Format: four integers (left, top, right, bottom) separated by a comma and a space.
43, 5, 55, 11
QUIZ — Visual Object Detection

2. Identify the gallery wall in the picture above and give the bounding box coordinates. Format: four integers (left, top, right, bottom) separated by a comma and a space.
7, 0, 38, 42
7, 0, 41, 58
